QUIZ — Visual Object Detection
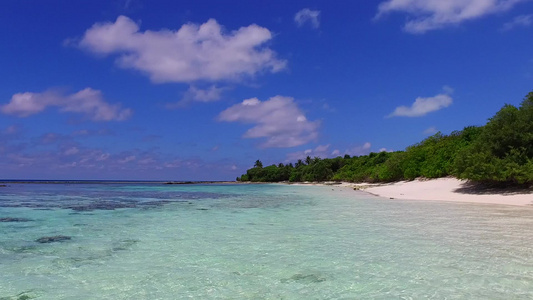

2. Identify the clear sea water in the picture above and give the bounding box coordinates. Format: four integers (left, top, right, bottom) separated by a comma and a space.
0, 183, 532, 299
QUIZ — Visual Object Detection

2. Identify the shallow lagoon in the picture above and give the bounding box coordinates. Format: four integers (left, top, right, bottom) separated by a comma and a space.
1, 183, 532, 299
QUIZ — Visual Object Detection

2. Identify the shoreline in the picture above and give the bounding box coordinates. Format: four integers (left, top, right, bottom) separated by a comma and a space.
292, 178, 533, 207
2, 178, 531, 207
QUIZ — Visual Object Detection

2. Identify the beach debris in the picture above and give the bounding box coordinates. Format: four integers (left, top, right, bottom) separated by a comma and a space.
323, 182, 342, 185
0, 184, 7, 187
0, 217, 33, 222
352, 185, 371, 190
35, 235, 71, 243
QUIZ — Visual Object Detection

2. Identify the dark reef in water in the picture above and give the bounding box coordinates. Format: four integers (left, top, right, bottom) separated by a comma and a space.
35, 235, 72, 243
0, 217, 33, 222
0, 186, 231, 211
0, 291, 36, 300
281, 273, 326, 284
66, 201, 137, 211
112, 239, 139, 251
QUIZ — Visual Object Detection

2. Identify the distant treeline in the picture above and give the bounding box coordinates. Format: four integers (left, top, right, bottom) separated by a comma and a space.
237, 92, 533, 185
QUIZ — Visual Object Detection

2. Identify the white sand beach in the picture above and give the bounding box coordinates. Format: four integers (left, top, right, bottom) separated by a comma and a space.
359, 178, 533, 207
285, 179, 532, 206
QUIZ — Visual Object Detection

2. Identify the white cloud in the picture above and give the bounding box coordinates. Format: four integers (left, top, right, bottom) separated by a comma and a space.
77, 16, 286, 83
345, 142, 372, 156
286, 142, 372, 161
1, 88, 132, 121
186, 85, 224, 102
376, 0, 527, 33
64, 147, 80, 156
168, 85, 226, 108
218, 95, 320, 148
286, 144, 333, 161
388, 94, 453, 117
118, 155, 136, 164
502, 14, 533, 30
96, 153, 110, 161
138, 157, 156, 165
295, 8, 321, 28
423, 126, 439, 135
442, 85, 455, 94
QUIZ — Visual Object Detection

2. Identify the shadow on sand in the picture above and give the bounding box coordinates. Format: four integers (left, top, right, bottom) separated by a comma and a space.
454, 181, 533, 196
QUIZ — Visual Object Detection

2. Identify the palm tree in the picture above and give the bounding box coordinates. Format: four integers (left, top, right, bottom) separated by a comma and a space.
296, 159, 304, 168
254, 160, 263, 168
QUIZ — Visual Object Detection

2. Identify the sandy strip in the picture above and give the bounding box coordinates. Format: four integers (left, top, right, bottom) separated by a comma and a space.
361, 178, 533, 207
289, 179, 532, 207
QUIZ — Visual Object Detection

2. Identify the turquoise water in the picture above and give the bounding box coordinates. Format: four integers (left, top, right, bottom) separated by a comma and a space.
0, 183, 532, 299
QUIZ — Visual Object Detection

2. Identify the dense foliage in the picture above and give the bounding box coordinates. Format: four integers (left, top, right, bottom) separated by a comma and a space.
454, 92, 533, 184
237, 92, 533, 185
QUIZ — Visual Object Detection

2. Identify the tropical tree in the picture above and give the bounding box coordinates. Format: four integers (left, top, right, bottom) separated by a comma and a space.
254, 160, 263, 168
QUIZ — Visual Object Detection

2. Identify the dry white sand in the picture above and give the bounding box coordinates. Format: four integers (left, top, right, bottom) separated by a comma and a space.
361, 177, 533, 207
283, 179, 532, 206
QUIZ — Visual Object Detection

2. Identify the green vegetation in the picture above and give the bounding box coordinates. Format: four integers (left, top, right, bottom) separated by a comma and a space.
237, 92, 533, 186
454, 92, 533, 184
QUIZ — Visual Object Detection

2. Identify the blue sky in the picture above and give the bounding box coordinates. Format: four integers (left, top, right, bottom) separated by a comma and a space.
1, 0, 532, 180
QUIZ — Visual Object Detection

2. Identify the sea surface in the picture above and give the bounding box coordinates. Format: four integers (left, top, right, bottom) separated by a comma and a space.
0, 183, 532, 299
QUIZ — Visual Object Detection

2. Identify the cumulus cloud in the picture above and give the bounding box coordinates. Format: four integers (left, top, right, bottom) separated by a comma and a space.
76, 16, 286, 83
1, 88, 132, 121
295, 8, 321, 28
376, 0, 528, 33
502, 14, 533, 30
388, 94, 453, 117
218, 96, 320, 148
